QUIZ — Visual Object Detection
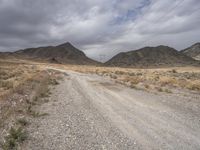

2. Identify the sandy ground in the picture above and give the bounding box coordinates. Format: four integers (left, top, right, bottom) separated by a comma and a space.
23, 69, 200, 150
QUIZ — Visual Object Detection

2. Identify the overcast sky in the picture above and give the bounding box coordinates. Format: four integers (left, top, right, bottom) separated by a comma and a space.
0, 0, 200, 61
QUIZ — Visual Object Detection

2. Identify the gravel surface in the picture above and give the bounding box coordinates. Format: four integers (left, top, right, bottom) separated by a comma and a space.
23, 69, 200, 150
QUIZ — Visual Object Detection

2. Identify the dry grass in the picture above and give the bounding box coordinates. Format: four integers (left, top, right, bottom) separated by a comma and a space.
0, 61, 40, 99
0, 60, 63, 149
52, 64, 200, 93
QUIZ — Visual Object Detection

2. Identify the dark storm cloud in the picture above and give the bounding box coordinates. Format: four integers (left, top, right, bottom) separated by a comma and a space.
0, 0, 200, 61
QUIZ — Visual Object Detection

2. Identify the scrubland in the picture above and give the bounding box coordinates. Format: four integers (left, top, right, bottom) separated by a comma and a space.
0, 60, 62, 149
0, 60, 200, 149
0, 61, 37, 98
55, 64, 200, 93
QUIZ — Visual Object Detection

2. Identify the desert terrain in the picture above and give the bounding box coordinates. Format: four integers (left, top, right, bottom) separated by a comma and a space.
0, 58, 200, 150
0, 0, 200, 149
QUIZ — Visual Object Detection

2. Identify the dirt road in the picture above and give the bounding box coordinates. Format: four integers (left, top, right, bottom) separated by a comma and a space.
24, 69, 200, 150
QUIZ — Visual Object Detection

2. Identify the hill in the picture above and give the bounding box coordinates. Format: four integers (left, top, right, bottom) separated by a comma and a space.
105, 46, 199, 67
181, 43, 200, 60
13, 42, 98, 65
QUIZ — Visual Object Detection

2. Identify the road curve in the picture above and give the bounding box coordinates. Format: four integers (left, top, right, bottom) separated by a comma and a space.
24, 69, 200, 150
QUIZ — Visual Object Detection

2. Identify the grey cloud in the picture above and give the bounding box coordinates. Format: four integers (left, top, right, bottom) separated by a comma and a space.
0, 0, 199, 61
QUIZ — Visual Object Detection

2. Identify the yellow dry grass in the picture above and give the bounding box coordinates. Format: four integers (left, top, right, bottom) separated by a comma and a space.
2, 59, 197, 93
0, 59, 63, 149
50, 64, 200, 92
0, 60, 40, 99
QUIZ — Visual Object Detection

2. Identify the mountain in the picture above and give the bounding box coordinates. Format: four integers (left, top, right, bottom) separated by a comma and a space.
181, 43, 200, 61
13, 42, 98, 65
0, 52, 18, 59
105, 45, 199, 67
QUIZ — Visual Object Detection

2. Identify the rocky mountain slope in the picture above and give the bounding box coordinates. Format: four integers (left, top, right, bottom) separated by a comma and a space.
181, 43, 200, 60
12, 42, 97, 65
105, 45, 199, 67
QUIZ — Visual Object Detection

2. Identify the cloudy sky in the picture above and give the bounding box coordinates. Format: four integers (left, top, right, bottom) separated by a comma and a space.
0, 0, 200, 61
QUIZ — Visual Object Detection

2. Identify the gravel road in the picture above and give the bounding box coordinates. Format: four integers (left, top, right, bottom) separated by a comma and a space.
24, 69, 200, 150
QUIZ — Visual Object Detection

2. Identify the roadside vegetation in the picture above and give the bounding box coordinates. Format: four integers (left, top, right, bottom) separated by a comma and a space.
0, 60, 62, 150
57, 64, 200, 94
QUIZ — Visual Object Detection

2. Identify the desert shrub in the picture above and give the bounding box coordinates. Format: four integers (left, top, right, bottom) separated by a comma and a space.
156, 87, 164, 92
115, 70, 125, 75
164, 89, 172, 93
130, 77, 142, 85
187, 82, 200, 91
155, 75, 160, 81
17, 118, 29, 126
0, 81, 13, 90
130, 84, 137, 89
172, 69, 177, 73
128, 72, 135, 76
110, 74, 117, 79
136, 72, 143, 76
1, 127, 27, 150
159, 77, 177, 87
144, 84, 150, 89
102, 71, 108, 75
49, 78, 59, 85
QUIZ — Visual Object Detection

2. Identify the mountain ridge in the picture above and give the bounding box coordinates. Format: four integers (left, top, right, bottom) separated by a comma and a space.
1, 42, 200, 67
8, 42, 99, 65
105, 45, 199, 67
181, 43, 200, 61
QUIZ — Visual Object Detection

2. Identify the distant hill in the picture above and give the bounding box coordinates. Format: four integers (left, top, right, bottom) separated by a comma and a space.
181, 43, 200, 61
10, 42, 98, 65
0, 52, 17, 59
105, 46, 199, 67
